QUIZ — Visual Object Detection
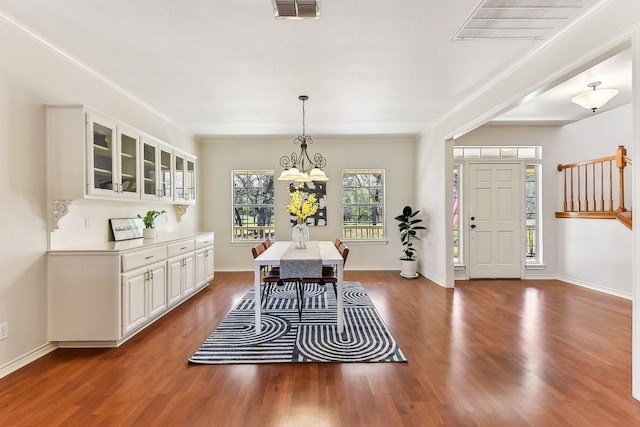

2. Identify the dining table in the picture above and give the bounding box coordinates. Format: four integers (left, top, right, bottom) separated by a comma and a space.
253, 240, 344, 334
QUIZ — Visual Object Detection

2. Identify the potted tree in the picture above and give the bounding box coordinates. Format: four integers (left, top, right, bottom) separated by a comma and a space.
395, 205, 426, 278
139, 210, 166, 239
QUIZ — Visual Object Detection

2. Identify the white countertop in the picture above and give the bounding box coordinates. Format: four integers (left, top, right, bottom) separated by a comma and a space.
48, 231, 214, 254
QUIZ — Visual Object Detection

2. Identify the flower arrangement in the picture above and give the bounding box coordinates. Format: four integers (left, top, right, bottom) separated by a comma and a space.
286, 186, 319, 224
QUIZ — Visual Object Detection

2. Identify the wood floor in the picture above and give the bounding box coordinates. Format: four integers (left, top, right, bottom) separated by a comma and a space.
2, 271, 640, 426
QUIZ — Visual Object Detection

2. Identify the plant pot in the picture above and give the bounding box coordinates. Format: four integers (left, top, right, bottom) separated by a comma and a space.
400, 259, 418, 279
143, 228, 157, 239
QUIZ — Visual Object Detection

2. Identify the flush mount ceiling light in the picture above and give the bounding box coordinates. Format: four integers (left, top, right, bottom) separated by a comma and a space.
571, 82, 619, 112
277, 95, 328, 183
272, 0, 320, 19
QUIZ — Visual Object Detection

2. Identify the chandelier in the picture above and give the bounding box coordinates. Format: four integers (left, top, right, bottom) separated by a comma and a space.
277, 95, 329, 182
571, 81, 619, 112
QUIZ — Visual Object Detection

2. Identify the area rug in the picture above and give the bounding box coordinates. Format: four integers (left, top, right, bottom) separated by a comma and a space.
188, 281, 406, 364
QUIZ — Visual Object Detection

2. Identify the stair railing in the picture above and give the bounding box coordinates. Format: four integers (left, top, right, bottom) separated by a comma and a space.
556, 145, 631, 220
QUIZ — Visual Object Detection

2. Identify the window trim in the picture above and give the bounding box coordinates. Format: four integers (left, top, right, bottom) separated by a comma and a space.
341, 168, 386, 241
231, 169, 276, 242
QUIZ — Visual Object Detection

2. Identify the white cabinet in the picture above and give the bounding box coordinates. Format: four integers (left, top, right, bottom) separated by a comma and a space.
185, 155, 197, 204
173, 151, 197, 205
195, 233, 214, 289
86, 111, 141, 199
121, 261, 167, 336
167, 239, 196, 306
141, 136, 174, 202
47, 105, 196, 207
48, 232, 213, 347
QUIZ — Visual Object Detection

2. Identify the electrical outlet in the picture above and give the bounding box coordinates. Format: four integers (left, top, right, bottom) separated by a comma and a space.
0, 322, 7, 341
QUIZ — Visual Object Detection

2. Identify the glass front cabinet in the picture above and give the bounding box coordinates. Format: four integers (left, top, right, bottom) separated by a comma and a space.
86, 111, 140, 199
141, 136, 174, 202
47, 105, 196, 210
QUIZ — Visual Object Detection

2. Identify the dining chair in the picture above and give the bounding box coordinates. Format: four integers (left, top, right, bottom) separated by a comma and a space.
252, 243, 282, 307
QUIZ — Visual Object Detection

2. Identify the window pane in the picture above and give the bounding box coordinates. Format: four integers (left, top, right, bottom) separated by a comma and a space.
342, 169, 385, 240
453, 165, 461, 264
232, 170, 275, 241
525, 165, 540, 263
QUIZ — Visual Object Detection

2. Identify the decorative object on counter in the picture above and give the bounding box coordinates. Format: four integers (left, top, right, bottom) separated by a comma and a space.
138, 210, 166, 239
395, 205, 426, 279
286, 186, 319, 248
110, 218, 144, 241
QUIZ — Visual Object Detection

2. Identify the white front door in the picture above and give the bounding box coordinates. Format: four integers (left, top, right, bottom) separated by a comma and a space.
468, 162, 523, 278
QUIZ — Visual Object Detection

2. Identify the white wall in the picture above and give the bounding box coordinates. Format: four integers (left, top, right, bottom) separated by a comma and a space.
552, 105, 633, 297
0, 14, 198, 374
199, 136, 416, 271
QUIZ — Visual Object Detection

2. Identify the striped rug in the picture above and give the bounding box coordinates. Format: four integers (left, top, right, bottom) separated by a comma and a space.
188, 281, 407, 364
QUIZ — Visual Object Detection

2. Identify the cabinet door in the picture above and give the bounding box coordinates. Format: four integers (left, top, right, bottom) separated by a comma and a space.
141, 138, 159, 200
122, 270, 148, 335
183, 255, 196, 296
196, 248, 214, 289
205, 247, 214, 280
185, 156, 196, 204
159, 146, 173, 201
174, 151, 186, 202
167, 257, 183, 306
148, 263, 167, 318
116, 126, 140, 199
86, 112, 118, 197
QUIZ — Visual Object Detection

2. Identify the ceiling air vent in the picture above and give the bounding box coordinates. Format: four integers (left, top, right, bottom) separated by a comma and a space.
453, 0, 598, 41
272, 0, 320, 19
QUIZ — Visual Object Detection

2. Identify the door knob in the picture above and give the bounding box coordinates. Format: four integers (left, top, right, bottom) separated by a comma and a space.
470, 216, 475, 221
470, 224, 476, 229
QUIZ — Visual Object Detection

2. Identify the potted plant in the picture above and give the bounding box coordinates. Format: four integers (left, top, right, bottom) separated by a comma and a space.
139, 210, 166, 239
395, 205, 426, 278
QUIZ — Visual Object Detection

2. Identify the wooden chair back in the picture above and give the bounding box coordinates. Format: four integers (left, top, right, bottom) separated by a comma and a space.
252, 243, 265, 259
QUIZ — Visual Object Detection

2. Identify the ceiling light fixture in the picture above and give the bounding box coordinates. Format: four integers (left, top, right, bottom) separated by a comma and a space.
277, 95, 328, 182
571, 81, 619, 112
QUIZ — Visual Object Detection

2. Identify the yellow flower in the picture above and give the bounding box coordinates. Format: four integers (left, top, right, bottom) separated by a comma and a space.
286, 186, 319, 224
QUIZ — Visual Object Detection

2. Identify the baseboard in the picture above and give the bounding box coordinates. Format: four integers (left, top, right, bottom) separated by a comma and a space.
0, 342, 58, 380
557, 275, 632, 300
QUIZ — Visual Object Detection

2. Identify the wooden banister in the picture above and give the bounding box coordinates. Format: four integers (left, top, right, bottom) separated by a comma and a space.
556, 145, 632, 228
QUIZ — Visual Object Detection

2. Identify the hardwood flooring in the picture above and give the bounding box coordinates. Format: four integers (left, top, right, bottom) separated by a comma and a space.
2, 272, 640, 426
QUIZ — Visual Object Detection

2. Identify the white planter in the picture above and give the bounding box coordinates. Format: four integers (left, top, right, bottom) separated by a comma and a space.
143, 228, 157, 239
400, 259, 418, 279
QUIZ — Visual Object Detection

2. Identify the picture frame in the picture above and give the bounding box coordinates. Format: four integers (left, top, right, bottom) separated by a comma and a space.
110, 218, 144, 241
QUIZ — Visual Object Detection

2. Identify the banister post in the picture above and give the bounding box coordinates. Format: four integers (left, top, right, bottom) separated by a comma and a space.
617, 145, 627, 212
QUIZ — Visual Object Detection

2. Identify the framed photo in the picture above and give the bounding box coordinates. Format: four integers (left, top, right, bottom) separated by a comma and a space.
289, 181, 327, 226
110, 218, 144, 241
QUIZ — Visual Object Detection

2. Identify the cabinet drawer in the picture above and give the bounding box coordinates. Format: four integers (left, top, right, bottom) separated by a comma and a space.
121, 246, 166, 273
167, 239, 195, 258
195, 233, 214, 249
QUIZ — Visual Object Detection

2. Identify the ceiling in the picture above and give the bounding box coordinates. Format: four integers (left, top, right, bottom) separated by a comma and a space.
0, 0, 628, 137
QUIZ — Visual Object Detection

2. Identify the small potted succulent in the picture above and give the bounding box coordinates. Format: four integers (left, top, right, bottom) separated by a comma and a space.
394, 205, 426, 278
139, 210, 166, 239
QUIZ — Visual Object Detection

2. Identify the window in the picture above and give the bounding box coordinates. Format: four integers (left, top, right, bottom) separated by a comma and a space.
453, 164, 461, 264
342, 169, 384, 240
525, 164, 541, 264
232, 170, 275, 241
